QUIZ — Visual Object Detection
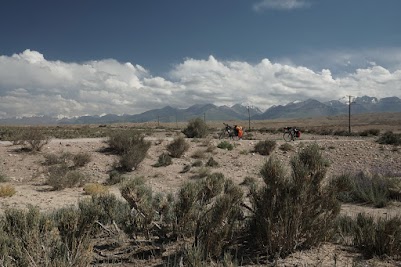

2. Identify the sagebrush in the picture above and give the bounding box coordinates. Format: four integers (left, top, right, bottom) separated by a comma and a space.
183, 118, 209, 138
248, 143, 340, 259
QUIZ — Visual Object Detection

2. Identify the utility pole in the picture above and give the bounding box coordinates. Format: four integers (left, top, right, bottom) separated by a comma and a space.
157, 115, 160, 127
347, 95, 354, 133
247, 106, 251, 130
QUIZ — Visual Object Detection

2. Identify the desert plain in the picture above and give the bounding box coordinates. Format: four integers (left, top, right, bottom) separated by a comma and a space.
0, 112, 401, 266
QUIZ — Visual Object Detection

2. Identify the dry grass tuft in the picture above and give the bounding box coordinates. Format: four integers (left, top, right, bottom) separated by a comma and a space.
83, 183, 109, 196
0, 184, 16, 197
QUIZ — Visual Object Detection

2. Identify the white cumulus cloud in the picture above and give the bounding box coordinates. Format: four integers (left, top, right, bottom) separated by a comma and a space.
0, 49, 401, 119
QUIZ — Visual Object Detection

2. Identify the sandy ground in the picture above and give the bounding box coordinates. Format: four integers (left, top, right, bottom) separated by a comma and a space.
1, 131, 401, 266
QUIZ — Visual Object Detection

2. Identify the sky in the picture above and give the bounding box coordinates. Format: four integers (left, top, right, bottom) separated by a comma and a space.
1, 0, 401, 119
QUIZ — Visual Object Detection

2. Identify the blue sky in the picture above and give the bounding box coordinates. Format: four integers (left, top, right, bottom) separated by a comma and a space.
1, 0, 401, 118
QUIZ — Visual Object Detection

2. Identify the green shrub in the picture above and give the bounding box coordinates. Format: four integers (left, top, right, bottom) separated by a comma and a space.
153, 153, 173, 167
201, 138, 212, 147
46, 164, 87, 190
106, 170, 126, 185
331, 172, 398, 208
192, 160, 203, 167
167, 137, 189, 158
377, 131, 401, 146
191, 167, 210, 179
119, 145, 150, 171
243, 132, 254, 140
359, 128, 380, 136
183, 118, 209, 138
13, 128, 50, 152
217, 141, 233, 150
107, 130, 150, 155
333, 130, 352, 136
180, 164, 191, 173
0, 206, 92, 267
175, 182, 202, 236
279, 142, 294, 152
0, 173, 9, 183
51, 206, 94, 262
254, 140, 276, 155
239, 149, 249, 155
240, 176, 256, 187
72, 152, 92, 167
195, 179, 243, 258
44, 152, 65, 165
206, 144, 216, 153
191, 149, 206, 159
175, 173, 244, 258
206, 157, 219, 167
44, 152, 75, 166
336, 214, 401, 258
120, 177, 155, 235
317, 128, 333, 135
44, 152, 90, 168
248, 143, 340, 259
78, 193, 131, 233
122, 179, 175, 238
258, 127, 280, 134
109, 132, 151, 172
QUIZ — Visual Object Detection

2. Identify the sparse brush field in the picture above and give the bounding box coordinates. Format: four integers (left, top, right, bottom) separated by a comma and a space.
0, 113, 401, 266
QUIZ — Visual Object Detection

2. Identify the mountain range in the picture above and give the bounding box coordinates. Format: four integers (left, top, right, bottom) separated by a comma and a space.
1, 96, 400, 125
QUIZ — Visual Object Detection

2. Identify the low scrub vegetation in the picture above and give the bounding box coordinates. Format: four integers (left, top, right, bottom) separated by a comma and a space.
167, 137, 189, 158
10, 128, 50, 151
191, 149, 207, 159
331, 172, 401, 207
240, 176, 256, 187
0, 193, 132, 267
0, 206, 92, 267
217, 140, 233, 150
258, 127, 279, 134
279, 142, 294, 152
153, 152, 173, 167
336, 213, 401, 258
44, 152, 72, 165
0, 173, 9, 183
46, 164, 88, 190
192, 159, 203, 167
183, 118, 208, 138
105, 170, 126, 185
248, 143, 340, 259
44, 151, 91, 168
0, 125, 114, 140
206, 156, 219, 167
72, 152, 92, 167
3, 138, 401, 265
191, 167, 210, 179
376, 131, 401, 146
359, 128, 380, 136
253, 140, 276, 155
107, 130, 151, 171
